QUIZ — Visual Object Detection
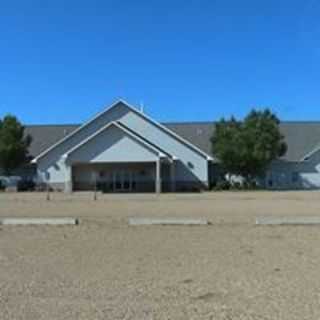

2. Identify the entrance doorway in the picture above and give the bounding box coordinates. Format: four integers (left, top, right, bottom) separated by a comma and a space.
113, 171, 135, 192
72, 163, 155, 192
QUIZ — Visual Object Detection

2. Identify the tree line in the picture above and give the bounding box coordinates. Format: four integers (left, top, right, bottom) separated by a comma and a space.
211, 109, 287, 186
0, 115, 31, 175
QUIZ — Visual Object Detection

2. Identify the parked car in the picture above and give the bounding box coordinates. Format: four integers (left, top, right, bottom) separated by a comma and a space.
0, 176, 22, 189
0, 176, 36, 191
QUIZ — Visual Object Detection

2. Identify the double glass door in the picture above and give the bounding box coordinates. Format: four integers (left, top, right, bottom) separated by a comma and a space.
113, 171, 134, 192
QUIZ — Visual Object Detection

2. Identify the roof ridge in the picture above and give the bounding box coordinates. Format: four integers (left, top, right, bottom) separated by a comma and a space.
25, 120, 320, 127
280, 121, 320, 124
163, 121, 213, 125
26, 124, 80, 127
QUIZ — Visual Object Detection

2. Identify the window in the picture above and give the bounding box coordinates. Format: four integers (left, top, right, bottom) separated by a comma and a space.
267, 171, 274, 188
292, 172, 299, 183
187, 162, 194, 169
196, 129, 203, 135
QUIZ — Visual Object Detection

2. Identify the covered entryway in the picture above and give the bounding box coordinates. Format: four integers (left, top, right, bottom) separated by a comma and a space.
72, 162, 157, 192
64, 121, 176, 193
71, 159, 175, 193
113, 170, 134, 192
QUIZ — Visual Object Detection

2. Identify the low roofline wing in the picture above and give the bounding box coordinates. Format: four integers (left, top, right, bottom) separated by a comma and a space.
300, 143, 320, 161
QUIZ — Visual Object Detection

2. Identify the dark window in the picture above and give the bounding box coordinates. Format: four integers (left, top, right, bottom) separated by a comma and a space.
187, 162, 194, 169
292, 172, 299, 183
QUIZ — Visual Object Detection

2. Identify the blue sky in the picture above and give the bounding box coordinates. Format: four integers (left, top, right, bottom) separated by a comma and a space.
1, 0, 320, 124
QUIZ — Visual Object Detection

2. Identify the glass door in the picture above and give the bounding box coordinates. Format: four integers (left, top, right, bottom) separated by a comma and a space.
113, 171, 132, 192
123, 171, 131, 191
114, 171, 123, 191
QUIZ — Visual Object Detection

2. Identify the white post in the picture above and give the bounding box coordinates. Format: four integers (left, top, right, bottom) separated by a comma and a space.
64, 165, 72, 193
42, 170, 51, 200
155, 159, 161, 194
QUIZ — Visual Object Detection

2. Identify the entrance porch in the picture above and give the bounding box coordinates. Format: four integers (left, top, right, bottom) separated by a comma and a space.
71, 160, 175, 193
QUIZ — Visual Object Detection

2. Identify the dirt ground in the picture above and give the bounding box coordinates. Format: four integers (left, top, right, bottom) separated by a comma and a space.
1, 191, 320, 319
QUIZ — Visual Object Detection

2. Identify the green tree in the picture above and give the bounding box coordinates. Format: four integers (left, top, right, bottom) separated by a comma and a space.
0, 115, 32, 175
211, 109, 287, 183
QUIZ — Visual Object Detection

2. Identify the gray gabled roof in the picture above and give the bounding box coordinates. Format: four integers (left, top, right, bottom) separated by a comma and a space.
277, 122, 320, 161
25, 124, 80, 159
25, 121, 320, 162
31, 100, 212, 162
164, 122, 214, 160
165, 121, 320, 162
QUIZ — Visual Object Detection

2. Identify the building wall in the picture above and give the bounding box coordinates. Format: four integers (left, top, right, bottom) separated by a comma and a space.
36, 102, 130, 186
119, 111, 209, 185
67, 125, 159, 164
266, 153, 320, 189
36, 102, 209, 190
208, 156, 320, 190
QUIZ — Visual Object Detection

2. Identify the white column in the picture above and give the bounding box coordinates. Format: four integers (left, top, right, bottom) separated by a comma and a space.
64, 164, 73, 193
155, 159, 161, 194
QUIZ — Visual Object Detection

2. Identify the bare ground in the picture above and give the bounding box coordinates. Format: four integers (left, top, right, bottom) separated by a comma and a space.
1, 191, 320, 319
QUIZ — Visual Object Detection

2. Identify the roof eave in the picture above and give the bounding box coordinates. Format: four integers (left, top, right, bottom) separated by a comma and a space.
32, 98, 127, 162
119, 99, 213, 160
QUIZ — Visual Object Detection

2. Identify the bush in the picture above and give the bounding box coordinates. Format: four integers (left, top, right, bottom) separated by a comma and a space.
0, 180, 4, 191
213, 180, 231, 191
242, 180, 262, 190
17, 180, 35, 192
212, 179, 263, 191
230, 181, 242, 190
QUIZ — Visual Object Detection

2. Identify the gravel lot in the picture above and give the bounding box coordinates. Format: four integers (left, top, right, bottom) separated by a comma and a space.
1, 191, 320, 319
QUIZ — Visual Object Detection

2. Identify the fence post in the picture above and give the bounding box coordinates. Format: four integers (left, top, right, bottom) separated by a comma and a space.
46, 183, 50, 201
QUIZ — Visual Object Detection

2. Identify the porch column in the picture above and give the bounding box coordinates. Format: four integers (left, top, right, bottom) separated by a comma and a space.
170, 161, 176, 192
155, 159, 161, 194
64, 164, 73, 193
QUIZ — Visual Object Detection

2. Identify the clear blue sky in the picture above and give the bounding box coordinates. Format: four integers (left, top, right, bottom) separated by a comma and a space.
1, 0, 320, 124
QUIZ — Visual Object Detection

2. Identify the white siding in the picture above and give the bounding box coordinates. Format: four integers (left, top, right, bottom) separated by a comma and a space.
67, 125, 159, 163
119, 111, 208, 183
36, 102, 209, 188
267, 151, 320, 189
